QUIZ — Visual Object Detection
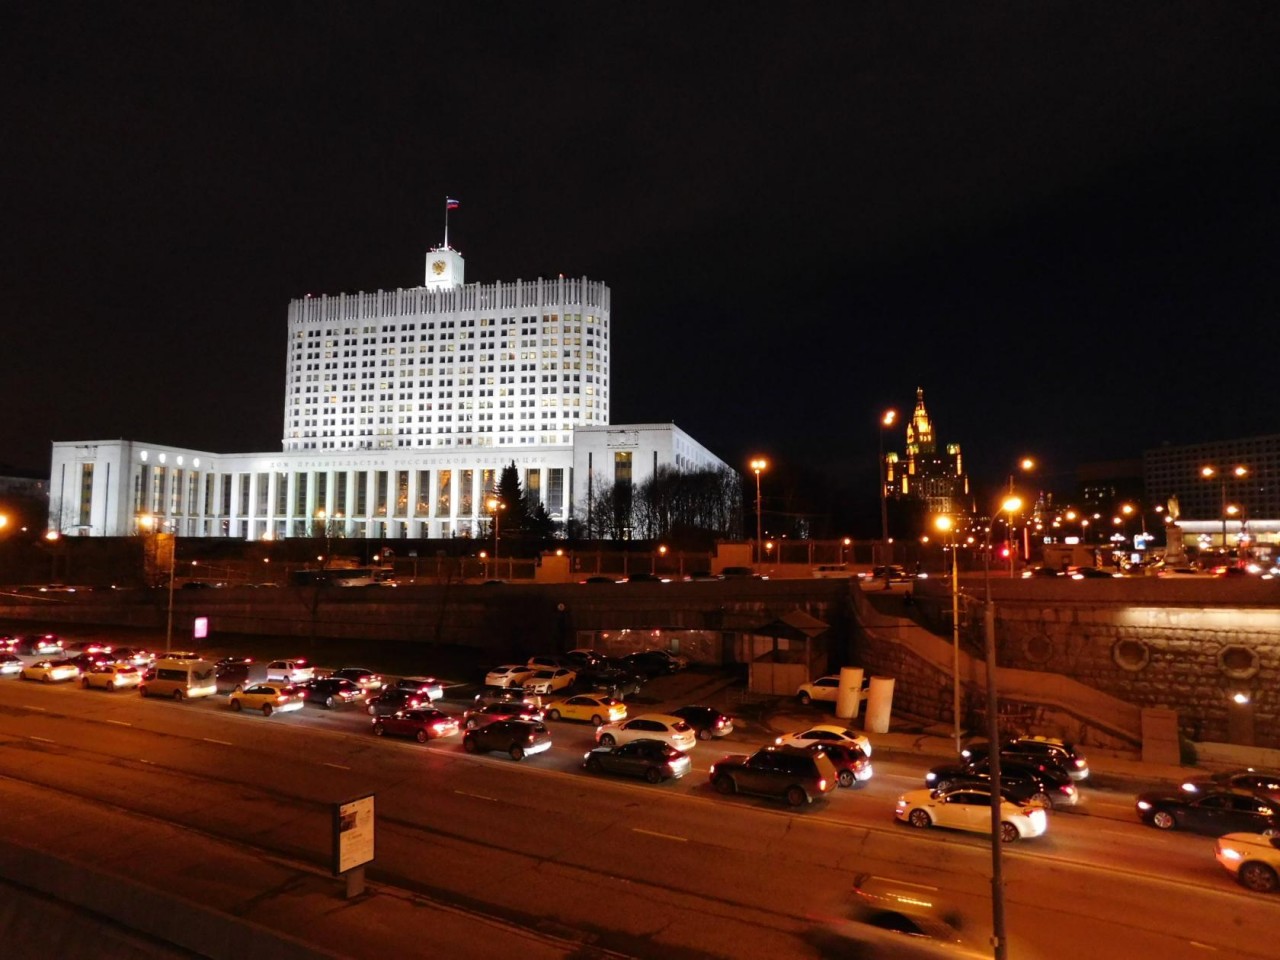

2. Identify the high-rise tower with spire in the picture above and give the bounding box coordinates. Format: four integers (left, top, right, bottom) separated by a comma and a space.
884, 388, 971, 526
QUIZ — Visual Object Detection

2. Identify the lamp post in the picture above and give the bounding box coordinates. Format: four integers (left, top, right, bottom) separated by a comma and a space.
487, 497, 505, 574
982, 493, 1022, 960
934, 515, 962, 754
878, 410, 897, 573
1201, 465, 1248, 554
750, 458, 768, 565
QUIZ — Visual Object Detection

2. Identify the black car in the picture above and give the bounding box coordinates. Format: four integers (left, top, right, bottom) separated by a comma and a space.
462, 719, 553, 761
669, 705, 734, 741
709, 745, 839, 807
214, 657, 256, 692
584, 739, 692, 783
621, 650, 686, 678
15, 634, 64, 656
1183, 768, 1280, 803
366, 688, 430, 716
297, 677, 363, 709
1136, 788, 1280, 835
329, 666, 384, 692
962, 736, 1090, 781
577, 661, 646, 697
926, 756, 1079, 808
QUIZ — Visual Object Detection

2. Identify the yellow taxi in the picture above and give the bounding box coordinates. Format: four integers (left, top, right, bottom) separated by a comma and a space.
543, 693, 627, 727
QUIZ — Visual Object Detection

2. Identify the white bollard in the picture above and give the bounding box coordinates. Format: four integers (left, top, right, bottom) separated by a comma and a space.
835, 666, 865, 720
864, 676, 896, 734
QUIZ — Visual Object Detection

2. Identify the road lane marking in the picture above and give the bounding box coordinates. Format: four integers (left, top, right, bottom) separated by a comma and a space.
323, 762, 350, 770
632, 827, 687, 843
106, 719, 132, 726
202, 737, 233, 746
1189, 942, 1219, 952
22, 706, 47, 712
455, 790, 499, 802
138, 759, 155, 764
29, 736, 55, 743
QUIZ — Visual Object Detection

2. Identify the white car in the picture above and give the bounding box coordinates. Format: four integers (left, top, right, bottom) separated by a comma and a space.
82, 663, 143, 691
485, 664, 536, 688
776, 724, 872, 757
796, 675, 840, 705
21, 659, 81, 683
0, 653, 23, 676
1215, 832, 1280, 893
896, 786, 1048, 842
596, 714, 697, 752
523, 668, 576, 695
229, 682, 305, 716
265, 659, 315, 683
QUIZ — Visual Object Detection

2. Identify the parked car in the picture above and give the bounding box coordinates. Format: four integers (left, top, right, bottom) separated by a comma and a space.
808, 742, 873, 788
621, 650, 687, 677
1183, 768, 1280, 803
896, 785, 1048, 842
544, 694, 627, 726
81, 662, 143, 691
297, 677, 363, 709
563, 648, 609, 671
961, 735, 1090, 781
1215, 832, 1280, 892
775, 724, 872, 757
669, 705, 734, 740
709, 745, 838, 807
926, 756, 1078, 808
577, 659, 647, 697
596, 714, 697, 752
583, 739, 692, 783
21, 659, 81, 683
265, 659, 315, 683
523, 668, 576, 695
1136, 788, 1279, 835
526, 655, 573, 672
484, 664, 535, 688
462, 700, 545, 730
795, 674, 841, 705
373, 708, 460, 743
390, 676, 444, 701
229, 682, 304, 716
328, 667, 384, 692
462, 719, 553, 761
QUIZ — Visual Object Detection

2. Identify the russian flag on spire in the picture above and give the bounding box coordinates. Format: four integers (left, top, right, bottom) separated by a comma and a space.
446, 197, 460, 209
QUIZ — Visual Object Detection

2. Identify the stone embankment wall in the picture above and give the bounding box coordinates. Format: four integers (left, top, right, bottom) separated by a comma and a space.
911, 578, 1280, 749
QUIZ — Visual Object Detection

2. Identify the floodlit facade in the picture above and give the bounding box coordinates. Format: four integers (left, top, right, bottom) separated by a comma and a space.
883, 387, 971, 517
49, 248, 728, 539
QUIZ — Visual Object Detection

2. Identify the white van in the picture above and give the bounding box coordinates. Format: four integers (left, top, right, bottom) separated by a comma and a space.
812, 564, 854, 579
140, 657, 218, 701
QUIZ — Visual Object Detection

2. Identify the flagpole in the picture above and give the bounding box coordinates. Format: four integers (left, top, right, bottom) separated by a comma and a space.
444, 197, 449, 250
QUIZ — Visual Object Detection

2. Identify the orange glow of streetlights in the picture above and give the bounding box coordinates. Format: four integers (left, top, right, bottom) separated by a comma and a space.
750, 458, 768, 564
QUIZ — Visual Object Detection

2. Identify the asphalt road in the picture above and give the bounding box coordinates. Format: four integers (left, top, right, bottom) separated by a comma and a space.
0, 670, 1277, 960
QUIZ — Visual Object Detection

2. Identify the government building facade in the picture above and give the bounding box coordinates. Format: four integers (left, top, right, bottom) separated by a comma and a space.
49, 247, 727, 540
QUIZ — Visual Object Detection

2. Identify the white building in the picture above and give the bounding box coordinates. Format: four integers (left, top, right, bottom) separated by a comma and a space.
49, 247, 729, 539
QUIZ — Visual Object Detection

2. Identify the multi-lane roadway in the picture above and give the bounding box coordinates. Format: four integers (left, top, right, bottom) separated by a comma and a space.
0, 666, 1276, 959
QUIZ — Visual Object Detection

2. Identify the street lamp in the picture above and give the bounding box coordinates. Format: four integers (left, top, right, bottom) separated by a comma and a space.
1201, 465, 1248, 554
750, 458, 768, 565
840, 536, 851, 565
487, 496, 506, 569
982, 493, 1022, 960
878, 410, 897, 573
934, 515, 963, 754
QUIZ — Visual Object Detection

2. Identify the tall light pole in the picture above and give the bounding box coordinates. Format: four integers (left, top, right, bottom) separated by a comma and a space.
878, 410, 897, 572
934, 515, 962, 754
487, 496, 505, 571
1201, 465, 1247, 554
982, 493, 1022, 960
750, 458, 768, 565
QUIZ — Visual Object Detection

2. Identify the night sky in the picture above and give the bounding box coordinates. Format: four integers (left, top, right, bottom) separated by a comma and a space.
6, 4, 1279, 530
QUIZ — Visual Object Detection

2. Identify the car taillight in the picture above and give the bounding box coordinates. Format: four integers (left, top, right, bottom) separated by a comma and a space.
716, 718, 727, 727
818, 779, 828, 791
277, 695, 289, 703
1060, 784, 1075, 796
1074, 758, 1086, 768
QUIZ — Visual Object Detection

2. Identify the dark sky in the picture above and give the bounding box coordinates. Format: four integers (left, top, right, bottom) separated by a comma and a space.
5, 3, 1279, 528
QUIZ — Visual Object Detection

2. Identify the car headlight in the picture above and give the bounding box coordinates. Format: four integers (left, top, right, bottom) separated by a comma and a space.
925, 772, 937, 782
1219, 846, 1242, 861
1028, 809, 1047, 829
1181, 782, 1198, 792
1136, 800, 1152, 810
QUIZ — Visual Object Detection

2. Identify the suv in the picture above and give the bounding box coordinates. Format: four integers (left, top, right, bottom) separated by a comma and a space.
961, 735, 1089, 781
926, 756, 1078, 808
265, 659, 315, 683
709, 745, 838, 807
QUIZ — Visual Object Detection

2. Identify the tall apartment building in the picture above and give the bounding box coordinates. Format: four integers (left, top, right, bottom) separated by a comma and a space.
49, 247, 727, 539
